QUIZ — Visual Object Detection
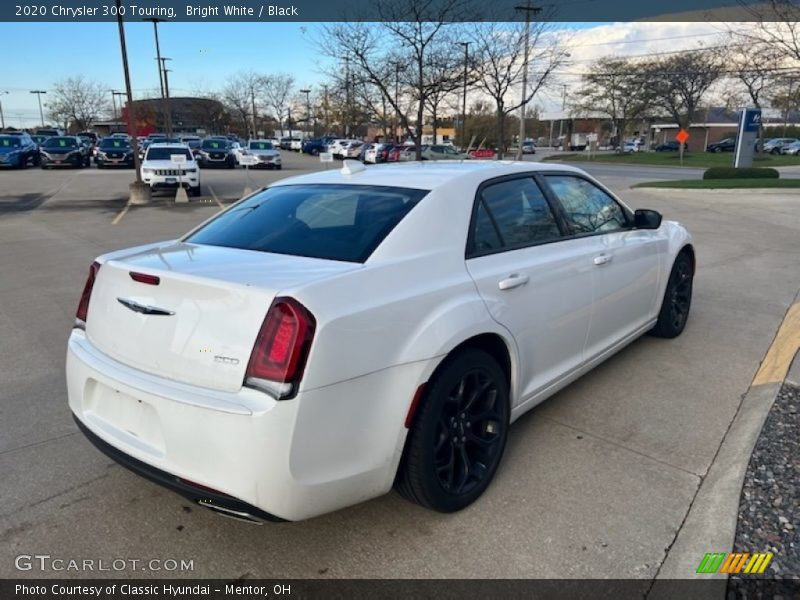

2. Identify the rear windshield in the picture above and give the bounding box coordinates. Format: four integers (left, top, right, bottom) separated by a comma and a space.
186, 184, 428, 263
146, 147, 192, 160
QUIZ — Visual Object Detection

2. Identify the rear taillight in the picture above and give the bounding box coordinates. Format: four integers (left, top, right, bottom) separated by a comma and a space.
244, 297, 316, 400
75, 261, 101, 329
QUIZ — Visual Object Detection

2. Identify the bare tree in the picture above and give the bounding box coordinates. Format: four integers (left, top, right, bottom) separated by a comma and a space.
261, 73, 295, 136
422, 48, 471, 143
738, 1, 800, 63
470, 17, 568, 157
221, 71, 261, 135
725, 37, 784, 109
47, 76, 110, 131
643, 48, 724, 132
572, 57, 652, 148
319, 0, 473, 159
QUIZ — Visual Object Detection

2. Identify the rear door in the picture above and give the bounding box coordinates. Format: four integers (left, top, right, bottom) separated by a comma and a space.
465, 176, 594, 405
540, 174, 661, 362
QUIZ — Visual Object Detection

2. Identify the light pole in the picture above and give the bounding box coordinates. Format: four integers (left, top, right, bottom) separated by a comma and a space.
458, 42, 469, 150
0, 91, 8, 130
514, 1, 541, 160
112, 91, 126, 130
558, 83, 567, 146
116, 0, 149, 203
30, 90, 47, 127
159, 57, 173, 136
300, 88, 311, 136
394, 62, 401, 143
144, 17, 168, 134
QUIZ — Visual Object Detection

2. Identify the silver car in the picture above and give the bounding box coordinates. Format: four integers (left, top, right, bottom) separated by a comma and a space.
243, 140, 282, 169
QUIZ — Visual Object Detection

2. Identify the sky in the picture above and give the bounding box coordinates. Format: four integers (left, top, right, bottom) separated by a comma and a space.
0, 20, 727, 128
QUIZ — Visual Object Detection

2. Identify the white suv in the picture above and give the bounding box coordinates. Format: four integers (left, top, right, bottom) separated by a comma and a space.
140, 143, 201, 197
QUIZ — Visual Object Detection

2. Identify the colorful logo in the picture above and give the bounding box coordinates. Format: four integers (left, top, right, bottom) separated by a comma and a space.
696, 552, 773, 575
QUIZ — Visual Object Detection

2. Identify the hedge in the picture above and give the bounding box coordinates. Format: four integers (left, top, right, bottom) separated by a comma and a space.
703, 167, 780, 180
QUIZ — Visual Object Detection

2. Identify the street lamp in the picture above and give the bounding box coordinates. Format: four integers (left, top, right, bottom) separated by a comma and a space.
0, 91, 8, 130
30, 90, 47, 127
457, 42, 469, 150
159, 57, 173, 136
144, 17, 169, 134
116, 0, 149, 203
300, 88, 311, 135
514, 1, 542, 160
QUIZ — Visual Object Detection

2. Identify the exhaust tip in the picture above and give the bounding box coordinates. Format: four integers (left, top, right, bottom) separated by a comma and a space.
197, 499, 265, 525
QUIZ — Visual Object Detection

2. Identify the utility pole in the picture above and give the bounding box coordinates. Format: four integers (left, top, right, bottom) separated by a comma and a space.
30, 90, 47, 127
112, 91, 126, 131
514, 1, 541, 160
250, 86, 257, 138
300, 88, 311, 136
322, 84, 329, 135
144, 18, 167, 134
0, 91, 8, 130
344, 57, 351, 137
458, 42, 469, 150
159, 57, 173, 136
394, 62, 400, 143
116, 0, 149, 203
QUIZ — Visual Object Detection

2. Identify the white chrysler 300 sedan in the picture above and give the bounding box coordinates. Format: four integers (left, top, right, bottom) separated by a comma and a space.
67, 160, 694, 522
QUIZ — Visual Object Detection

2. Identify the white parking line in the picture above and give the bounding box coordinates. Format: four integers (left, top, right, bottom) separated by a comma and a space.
207, 185, 224, 209
112, 203, 130, 225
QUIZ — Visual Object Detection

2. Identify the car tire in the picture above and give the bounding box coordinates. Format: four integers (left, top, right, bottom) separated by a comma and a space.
191, 185, 202, 197
650, 251, 693, 339
714, 147, 722, 153
276, 165, 282, 170
396, 348, 510, 513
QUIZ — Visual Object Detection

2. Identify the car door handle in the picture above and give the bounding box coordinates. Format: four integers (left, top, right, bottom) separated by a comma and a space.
498, 274, 529, 290
593, 254, 613, 266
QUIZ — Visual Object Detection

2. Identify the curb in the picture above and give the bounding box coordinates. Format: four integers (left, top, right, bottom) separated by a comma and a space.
651, 297, 800, 589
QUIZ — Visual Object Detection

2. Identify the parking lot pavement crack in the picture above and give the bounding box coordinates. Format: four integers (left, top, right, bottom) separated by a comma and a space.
644, 388, 749, 594
538, 415, 704, 479
0, 431, 79, 457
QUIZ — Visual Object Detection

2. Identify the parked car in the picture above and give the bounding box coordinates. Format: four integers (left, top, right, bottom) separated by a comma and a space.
357, 143, 373, 162
39, 136, 90, 168
78, 135, 97, 157
67, 161, 694, 522
31, 134, 50, 146
655, 141, 687, 152
769, 138, 799, 154
290, 138, 304, 152
110, 133, 131, 140
364, 142, 394, 164
138, 139, 153, 161
140, 143, 201, 196
243, 140, 282, 169
780, 140, 800, 156
76, 131, 99, 144
328, 139, 360, 159
95, 137, 135, 168
706, 138, 736, 153
35, 128, 64, 137
0, 133, 39, 168
521, 142, 536, 155
344, 141, 364, 158
302, 138, 334, 156
421, 144, 470, 161
197, 138, 237, 168
180, 136, 202, 152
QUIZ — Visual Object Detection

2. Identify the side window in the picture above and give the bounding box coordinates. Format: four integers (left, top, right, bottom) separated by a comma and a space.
544, 175, 629, 234
471, 178, 562, 254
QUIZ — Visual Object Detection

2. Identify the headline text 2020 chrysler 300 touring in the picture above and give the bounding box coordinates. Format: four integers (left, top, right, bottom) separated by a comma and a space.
67, 160, 694, 522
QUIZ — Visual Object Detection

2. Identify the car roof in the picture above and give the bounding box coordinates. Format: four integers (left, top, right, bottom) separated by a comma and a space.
148, 143, 192, 148
272, 160, 587, 191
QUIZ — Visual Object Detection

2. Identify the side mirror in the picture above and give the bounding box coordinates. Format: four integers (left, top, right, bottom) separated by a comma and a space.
634, 209, 662, 230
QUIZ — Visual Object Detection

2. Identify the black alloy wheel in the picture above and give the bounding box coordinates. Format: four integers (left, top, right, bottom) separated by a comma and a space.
651, 252, 693, 338
397, 348, 509, 512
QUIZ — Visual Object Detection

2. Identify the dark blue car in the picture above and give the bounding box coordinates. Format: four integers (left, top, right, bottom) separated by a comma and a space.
0, 133, 39, 168
302, 137, 335, 156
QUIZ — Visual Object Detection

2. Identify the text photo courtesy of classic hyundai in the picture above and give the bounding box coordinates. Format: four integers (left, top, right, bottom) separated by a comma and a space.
66, 160, 694, 522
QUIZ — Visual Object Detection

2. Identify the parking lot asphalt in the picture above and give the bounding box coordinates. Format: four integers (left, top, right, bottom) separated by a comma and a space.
1, 151, 799, 580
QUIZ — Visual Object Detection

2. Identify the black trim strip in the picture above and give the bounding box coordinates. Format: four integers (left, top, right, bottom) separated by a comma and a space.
72, 414, 285, 523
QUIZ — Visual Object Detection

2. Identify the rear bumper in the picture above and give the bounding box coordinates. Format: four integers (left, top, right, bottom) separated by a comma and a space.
66, 330, 426, 521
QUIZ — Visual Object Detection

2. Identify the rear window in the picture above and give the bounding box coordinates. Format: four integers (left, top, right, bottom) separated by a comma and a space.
186, 184, 428, 263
